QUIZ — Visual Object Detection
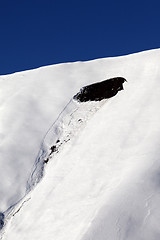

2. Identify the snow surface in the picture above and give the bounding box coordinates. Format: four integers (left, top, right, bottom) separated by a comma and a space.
1, 49, 160, 239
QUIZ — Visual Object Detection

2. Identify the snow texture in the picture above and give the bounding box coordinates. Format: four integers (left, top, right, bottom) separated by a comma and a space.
1, 49, 160, 240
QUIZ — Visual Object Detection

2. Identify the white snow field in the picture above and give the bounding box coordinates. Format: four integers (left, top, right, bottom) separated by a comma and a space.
1, 49, 160, 239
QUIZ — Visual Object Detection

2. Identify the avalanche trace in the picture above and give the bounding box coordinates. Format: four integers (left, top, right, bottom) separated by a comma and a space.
26, 77, 126, 193
3, 49, 160, 240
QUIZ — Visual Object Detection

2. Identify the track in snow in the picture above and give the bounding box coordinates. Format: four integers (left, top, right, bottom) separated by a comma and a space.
1, 77, 126, 236
26, 98, 108, 192
27, 76, 126, 192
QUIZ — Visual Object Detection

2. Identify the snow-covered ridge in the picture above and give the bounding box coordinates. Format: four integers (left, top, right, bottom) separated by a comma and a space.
1, 49, 160, 240
1, 76, 125, 234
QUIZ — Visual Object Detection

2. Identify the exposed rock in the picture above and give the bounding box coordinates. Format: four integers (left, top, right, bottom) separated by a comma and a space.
74, 77, 127, 102
0, 212, 4, 230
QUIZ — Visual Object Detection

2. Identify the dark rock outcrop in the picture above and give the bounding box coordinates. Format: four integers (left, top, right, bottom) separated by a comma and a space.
74, 77, 127, 102
0, 212, 4, 230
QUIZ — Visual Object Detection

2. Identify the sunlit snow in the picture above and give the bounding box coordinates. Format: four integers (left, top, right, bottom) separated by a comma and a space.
0, 49, 160, 240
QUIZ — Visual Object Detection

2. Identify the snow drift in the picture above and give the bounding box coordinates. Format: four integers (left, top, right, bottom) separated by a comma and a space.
0, 49, 160, 240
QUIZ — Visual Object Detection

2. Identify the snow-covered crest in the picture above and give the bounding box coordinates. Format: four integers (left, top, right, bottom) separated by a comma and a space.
1, 49, 160, 239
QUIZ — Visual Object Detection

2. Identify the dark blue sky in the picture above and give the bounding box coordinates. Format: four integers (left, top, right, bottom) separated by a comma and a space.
0, 0, 160, 75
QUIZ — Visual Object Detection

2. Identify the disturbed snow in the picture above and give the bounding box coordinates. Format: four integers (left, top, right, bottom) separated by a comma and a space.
1, 49, 160, 240
27, 98, 108, 192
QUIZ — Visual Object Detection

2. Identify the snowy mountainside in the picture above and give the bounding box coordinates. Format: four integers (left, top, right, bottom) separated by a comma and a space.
1, 49, 160, 239
26, 77, 124, 193
27, 98, 108, 192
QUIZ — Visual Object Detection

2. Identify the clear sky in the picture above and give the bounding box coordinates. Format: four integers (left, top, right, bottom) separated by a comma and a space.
0, 0, 160, 75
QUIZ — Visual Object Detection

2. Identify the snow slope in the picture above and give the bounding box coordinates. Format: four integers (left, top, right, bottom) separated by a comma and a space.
1, 49, 160, 239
